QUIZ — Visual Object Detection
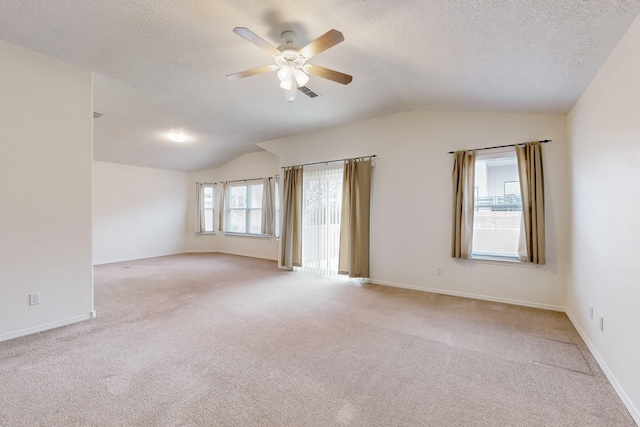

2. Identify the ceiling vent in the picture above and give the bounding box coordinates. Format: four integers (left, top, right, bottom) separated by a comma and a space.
93, 112, 103, 118
298, 86, 320, 98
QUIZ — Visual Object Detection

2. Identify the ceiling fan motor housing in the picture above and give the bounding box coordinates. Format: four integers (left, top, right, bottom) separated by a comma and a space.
275, 31, 307, 84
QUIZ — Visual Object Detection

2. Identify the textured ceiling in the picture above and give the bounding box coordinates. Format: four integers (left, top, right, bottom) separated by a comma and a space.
1, 1, 639, 172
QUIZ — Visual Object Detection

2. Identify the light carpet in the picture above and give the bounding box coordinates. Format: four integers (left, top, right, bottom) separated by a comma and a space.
0, 253, 635, 426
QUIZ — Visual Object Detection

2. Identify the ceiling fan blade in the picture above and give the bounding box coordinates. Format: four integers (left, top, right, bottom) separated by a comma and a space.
233, 27, 281, 56
298, 29, 345, 59
305, 64, 352, 85
226, 65, 277, 80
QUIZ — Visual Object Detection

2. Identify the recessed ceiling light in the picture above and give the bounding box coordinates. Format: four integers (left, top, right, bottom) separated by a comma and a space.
167, 129, 187, 142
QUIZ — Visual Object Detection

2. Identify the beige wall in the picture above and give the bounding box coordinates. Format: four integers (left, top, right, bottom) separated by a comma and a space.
91, 151, 279, 265
93, 161, 190, 265
0, 40, 93, 340
259, 110, 570, 310
567, 14, 640, 424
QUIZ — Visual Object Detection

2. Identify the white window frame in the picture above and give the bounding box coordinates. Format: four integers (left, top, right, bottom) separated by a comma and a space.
225, 180, 266, 236
200, 184, 216, 234
274, 177, 281, 239
471, 149, 523, 262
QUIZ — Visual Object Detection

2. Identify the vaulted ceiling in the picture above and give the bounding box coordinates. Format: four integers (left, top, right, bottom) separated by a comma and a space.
1, 1, 639, 172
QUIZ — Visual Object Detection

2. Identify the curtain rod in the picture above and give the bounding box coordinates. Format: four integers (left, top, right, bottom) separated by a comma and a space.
227, 176, 275, 184
197, 176, 277, 186
283, 154, 377, 169
447, 140, 551, 154
227, 177, 263, 184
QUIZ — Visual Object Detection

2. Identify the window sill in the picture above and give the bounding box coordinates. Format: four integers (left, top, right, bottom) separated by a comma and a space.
223, 232, 271, 239
198, 231, 216, 235
464, 255, 538, 268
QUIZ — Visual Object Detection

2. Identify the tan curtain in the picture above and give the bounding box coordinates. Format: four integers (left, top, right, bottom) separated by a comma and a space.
280, 167, 303, 270
516, 142, 545, 264
338, 158, 372, 278
194, 182, 205, 233
218, 181, 227, 232
261, 177, 274, 236
451, 150, 476, 258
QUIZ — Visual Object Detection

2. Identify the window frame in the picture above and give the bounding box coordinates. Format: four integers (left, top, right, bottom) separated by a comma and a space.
471, 149, 523, 262
274, 178, 281, 239
225, 180, 266, 237
199, 183, 216, 234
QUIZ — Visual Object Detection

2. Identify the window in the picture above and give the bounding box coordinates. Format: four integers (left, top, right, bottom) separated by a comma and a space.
472, 150, 522, 259
227, 182, 263, 235
202, 184, 215, 232
195, 183, 215, 233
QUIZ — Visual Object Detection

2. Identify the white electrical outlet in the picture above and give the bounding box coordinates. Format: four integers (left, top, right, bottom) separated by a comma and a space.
29, 293, 40, 306
599, 316, 604, 332
436, 267, 442, 275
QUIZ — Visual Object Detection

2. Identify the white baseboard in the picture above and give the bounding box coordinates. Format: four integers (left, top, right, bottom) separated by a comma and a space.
365, 278, 565, 312
0, 313, 93, 343
95, 251, 278, 265
93, 250, 185, 266
565, 309, 640, 425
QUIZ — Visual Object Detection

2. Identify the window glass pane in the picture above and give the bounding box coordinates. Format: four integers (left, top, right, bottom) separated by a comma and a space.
203, 185, 215, 232
204, 208, 214, 232
472, 152, 522, 257
504, 181, 520, 197
229, 209, 246, 233
248, 209, 262, 234
248, 184, 263, 208
204, 186, 214, 209
227, 182, 264, 235
229, 186, 246, 208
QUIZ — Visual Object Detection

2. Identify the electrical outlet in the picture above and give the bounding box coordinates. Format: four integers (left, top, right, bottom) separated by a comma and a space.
436, 267, 442, 275
599, 316, 604, 332
29, 293, 40, 306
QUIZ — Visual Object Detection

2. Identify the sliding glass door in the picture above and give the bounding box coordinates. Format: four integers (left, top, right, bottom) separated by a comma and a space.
301, 165, 343, 276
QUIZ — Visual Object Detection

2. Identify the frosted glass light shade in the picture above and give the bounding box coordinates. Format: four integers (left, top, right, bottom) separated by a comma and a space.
293, 68, 309, 87
279, 77, 292, 90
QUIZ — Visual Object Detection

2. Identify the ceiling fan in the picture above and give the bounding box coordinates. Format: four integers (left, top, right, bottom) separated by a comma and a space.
226, 27, 352, 102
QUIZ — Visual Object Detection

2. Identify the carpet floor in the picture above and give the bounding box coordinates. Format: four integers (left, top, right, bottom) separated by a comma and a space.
0, 253, 635, 426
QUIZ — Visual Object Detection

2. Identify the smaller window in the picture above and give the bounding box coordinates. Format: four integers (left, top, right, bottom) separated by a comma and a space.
201, 184, 215, 233
227, 182, 264, 235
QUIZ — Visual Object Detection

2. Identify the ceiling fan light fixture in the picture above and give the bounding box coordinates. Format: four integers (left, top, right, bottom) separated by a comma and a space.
279, 79, 292, 91
277, 65, 291, 82
279, 73, 293, 90
228, 27, 352, 102
293, 68, 309, 87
